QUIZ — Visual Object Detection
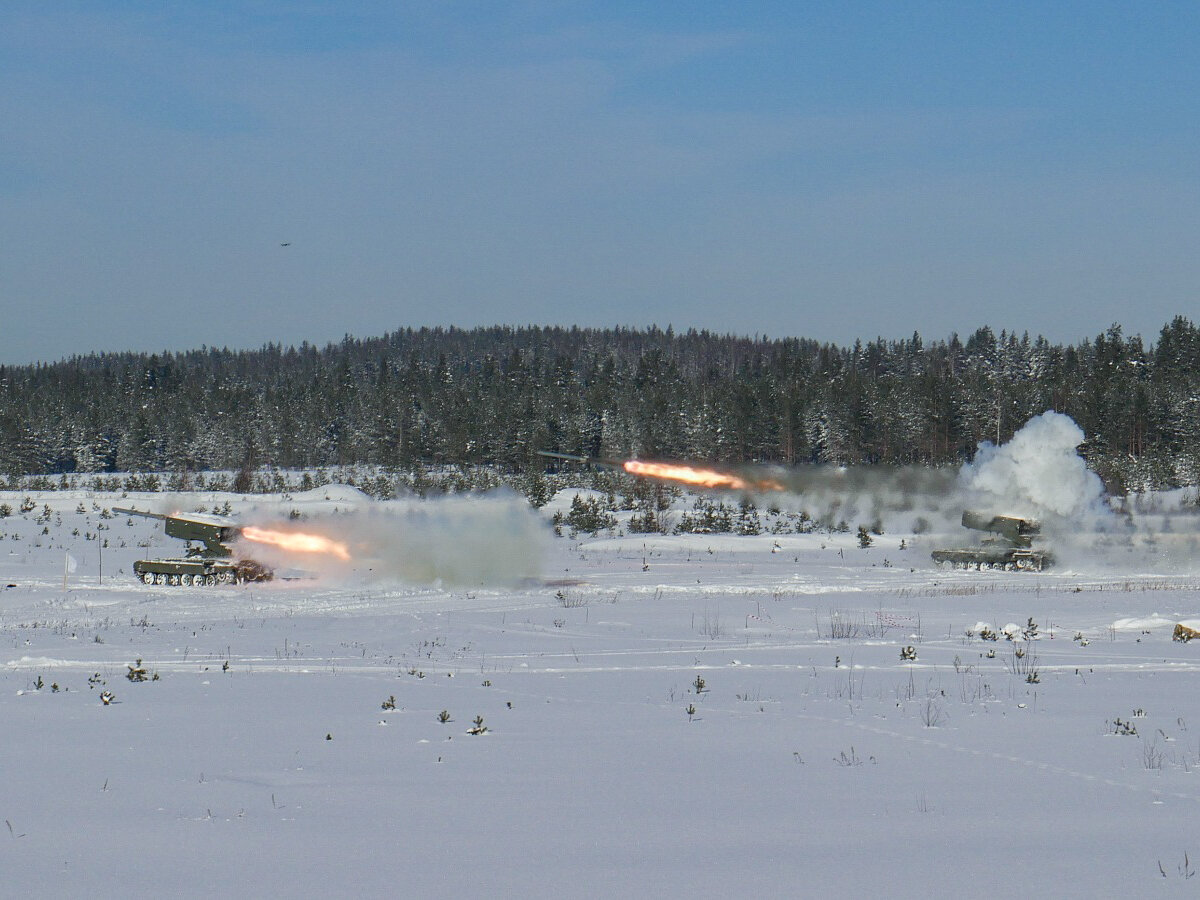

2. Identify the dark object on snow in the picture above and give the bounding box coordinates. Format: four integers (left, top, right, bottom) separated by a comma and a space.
1174, 623, 1200, 642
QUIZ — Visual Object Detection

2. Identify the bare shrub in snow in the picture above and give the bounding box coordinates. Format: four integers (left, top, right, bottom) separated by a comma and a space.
920, 698, 944, 728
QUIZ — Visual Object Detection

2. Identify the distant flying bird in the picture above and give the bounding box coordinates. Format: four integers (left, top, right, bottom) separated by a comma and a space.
280, 242, 291, 247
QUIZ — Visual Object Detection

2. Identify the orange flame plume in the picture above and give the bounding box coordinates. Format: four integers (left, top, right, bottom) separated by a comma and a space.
241, 525, 352, 561
622, 460, 783, 492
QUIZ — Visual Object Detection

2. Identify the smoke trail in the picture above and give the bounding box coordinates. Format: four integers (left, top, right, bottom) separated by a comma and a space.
733, 463, 959, 536
240, 491, 548, 587
730, 412, 1111, 535
724, 409, 1200, 572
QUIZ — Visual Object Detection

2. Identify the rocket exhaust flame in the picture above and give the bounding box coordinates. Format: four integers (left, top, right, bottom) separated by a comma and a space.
622, 460, 784, 492
537, 449, 784, 491
241, 525, 352, 561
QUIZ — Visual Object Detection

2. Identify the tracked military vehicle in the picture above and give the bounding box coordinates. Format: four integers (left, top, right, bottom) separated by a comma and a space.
931, 510, 1052, 571
114, 507, 272, 586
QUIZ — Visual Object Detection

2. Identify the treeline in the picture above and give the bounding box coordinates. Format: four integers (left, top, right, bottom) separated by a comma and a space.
2, 318, 1200, 491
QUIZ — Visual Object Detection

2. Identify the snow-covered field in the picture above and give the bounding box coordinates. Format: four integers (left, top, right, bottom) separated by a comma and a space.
5, 485, 1200, 896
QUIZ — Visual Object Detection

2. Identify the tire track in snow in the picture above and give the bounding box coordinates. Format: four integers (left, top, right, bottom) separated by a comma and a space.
794, 709, 1200, 804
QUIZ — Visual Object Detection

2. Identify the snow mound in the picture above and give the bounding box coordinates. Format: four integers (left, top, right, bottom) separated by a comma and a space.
1111, 615, 1175, 631
6, 656, 73, 669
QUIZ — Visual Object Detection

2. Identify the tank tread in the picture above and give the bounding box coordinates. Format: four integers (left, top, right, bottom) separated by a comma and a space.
132, 557, 273, 586
932, 549, 1052, 571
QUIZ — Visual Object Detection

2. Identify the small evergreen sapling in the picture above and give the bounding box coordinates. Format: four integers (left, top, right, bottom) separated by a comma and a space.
1112, 717, 1138, 736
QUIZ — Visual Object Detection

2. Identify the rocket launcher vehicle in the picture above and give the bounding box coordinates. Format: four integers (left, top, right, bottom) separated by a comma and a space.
931, 511, 1053, 571
113, 507, 273, 586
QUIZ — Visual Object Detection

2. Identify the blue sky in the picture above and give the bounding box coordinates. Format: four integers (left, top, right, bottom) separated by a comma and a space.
3, 1, 1199, 364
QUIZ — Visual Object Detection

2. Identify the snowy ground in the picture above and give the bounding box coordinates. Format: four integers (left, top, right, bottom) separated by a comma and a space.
5, 488, 1200, 896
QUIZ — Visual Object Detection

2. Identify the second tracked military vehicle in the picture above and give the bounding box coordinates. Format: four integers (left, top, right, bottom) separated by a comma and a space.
931, 510, 1053, 571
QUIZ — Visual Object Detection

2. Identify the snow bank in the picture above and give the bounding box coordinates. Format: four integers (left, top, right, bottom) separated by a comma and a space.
1111, 614, 1175, 631
6, 656, 73, 669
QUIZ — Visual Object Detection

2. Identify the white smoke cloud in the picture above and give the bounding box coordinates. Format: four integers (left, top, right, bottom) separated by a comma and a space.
958, 410, 1107, 520
749, 408, 1200, 572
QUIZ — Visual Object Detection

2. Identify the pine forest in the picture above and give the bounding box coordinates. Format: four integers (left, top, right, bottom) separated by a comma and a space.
4, 317, 1200, 495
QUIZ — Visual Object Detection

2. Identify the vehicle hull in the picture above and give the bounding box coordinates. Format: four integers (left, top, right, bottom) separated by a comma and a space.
131, 557, 272, 586
930, 548, 1052, 571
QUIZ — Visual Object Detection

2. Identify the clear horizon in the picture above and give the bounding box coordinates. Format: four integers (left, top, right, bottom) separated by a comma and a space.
4, 2, 1199, 365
